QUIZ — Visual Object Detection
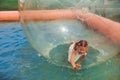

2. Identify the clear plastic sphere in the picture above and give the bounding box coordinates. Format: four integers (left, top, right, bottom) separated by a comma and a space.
19, 0, 120, 69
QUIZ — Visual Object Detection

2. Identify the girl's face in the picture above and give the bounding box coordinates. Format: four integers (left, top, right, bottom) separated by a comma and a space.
77, 46, 86, 54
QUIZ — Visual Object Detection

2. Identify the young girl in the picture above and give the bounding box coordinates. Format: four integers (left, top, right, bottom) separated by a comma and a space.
68, 40, 88, 70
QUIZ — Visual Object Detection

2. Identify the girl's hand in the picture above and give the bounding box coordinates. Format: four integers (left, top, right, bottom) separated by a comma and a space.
72, 63, 76, 69
76, 64, 81, 70
73, 64, 81, 70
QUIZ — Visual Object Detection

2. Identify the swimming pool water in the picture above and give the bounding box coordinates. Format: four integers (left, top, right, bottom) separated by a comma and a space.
0, 22, 120, 80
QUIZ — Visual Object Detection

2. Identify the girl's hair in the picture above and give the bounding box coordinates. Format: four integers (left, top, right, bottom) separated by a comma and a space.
74, 40, 88, 50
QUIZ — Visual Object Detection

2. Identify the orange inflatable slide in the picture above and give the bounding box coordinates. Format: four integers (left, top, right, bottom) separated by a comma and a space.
0, 10, 120, 44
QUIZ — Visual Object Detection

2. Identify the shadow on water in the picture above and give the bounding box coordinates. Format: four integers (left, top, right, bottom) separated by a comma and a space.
49, 43, 100, 69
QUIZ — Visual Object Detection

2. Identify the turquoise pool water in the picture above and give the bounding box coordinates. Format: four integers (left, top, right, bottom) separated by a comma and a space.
0, 22, 120, 80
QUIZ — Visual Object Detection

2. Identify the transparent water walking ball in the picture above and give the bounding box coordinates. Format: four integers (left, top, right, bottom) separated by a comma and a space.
19, 0, 120, 69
